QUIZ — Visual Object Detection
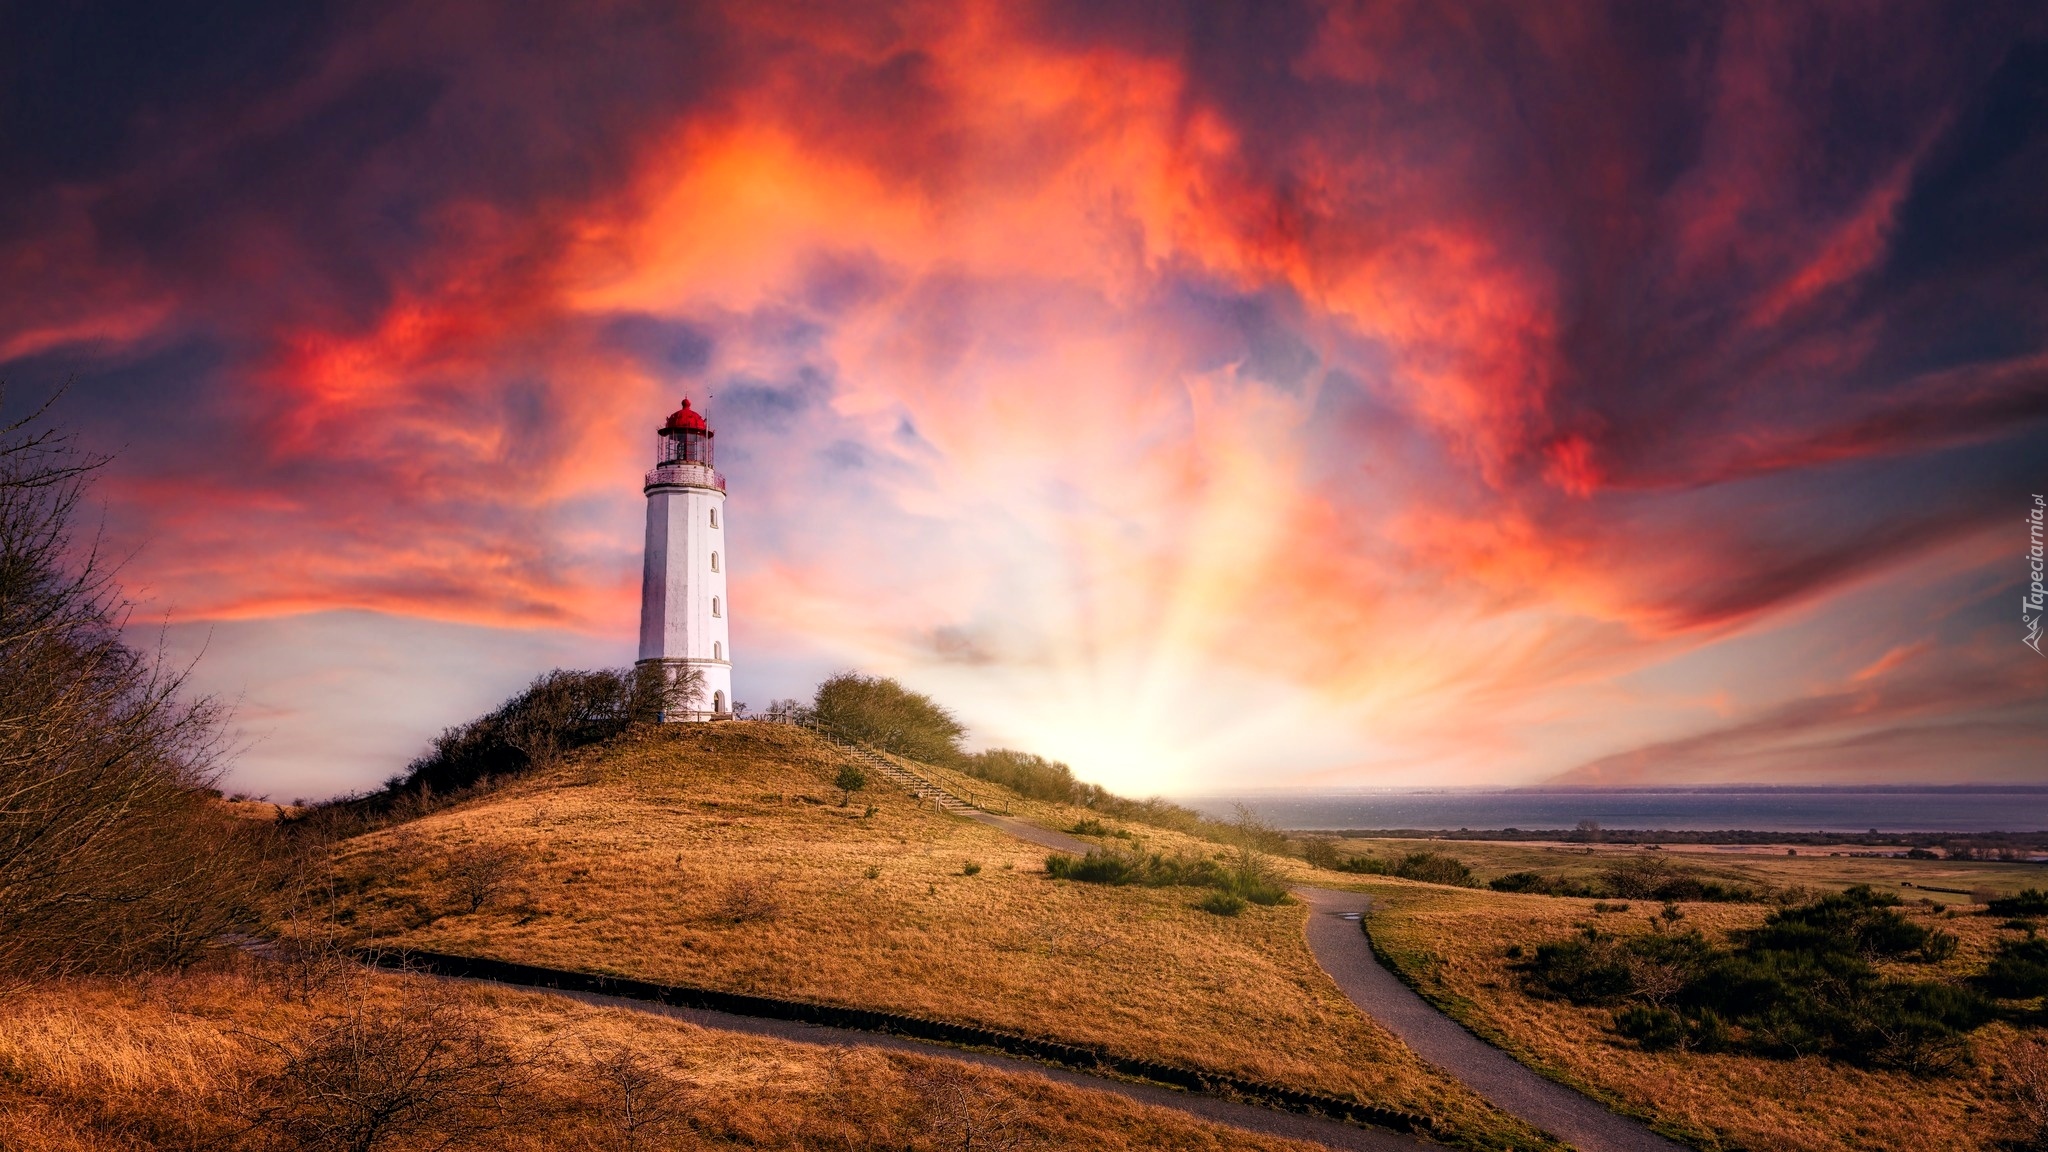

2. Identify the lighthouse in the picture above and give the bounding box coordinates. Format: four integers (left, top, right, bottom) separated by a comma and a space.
637, 398, 731, 720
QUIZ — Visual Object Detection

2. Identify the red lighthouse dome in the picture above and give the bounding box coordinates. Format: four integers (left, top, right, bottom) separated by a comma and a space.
663, 398, 708, 432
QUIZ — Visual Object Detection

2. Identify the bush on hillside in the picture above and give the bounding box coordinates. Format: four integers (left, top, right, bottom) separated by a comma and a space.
391, 666, 700, 797
1329, 850, 1479, 886
1520, 886, 1993, 1070
962, 748, 1080, 801
1043, 842, 1287, 905
0, 401, 257, 977
1988, 889, 2048, 917
1392, 851, 1477, 887
1486, 857, 1763, 903
1978, 937, 2048, 1000
812, 672, 966, 764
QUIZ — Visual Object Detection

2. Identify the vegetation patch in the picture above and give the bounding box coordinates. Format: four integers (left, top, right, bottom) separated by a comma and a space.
1521, 886, 1988, 1071
1491, 855, 1767, 903
1989, 889, 2048, 917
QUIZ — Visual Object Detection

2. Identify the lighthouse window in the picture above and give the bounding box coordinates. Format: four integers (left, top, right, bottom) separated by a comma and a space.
713, 641, 722, 660
709, 508, 719, 528
710, 551, 719, 572
711, 596, 722, 617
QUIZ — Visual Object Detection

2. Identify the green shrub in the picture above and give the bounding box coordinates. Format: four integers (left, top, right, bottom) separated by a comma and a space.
1523, 887, 1996, 1069
1227, 875, 1289, 905
1391, 851, 1476, 887
1045, 849, 1137, 884
1198, 890, 1248, 916
1524, 933, 1637, 1005
1615, 1005, 1686, 1051
1490, 871, 1550, 893
961, 862, 981, 876
1065, 817, 1133, 839
1332, 854, 1389, 875
813, 672, 966, 764
1979, 937, 2048, 999
1988, 889, 2048, 917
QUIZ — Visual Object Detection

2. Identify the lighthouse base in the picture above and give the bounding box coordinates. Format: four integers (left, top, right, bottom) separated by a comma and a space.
636, 658, 734, 722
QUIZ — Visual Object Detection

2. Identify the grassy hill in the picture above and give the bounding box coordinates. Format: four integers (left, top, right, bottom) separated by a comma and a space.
0, 962, 1346, 1151
321, 721, 1557, 1151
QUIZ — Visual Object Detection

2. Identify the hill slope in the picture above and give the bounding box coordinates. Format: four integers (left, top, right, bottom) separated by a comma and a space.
325, 722, 1551, 1151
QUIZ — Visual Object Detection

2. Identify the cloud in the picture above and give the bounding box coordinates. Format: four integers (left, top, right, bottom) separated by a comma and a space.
3, 0, 2046, 794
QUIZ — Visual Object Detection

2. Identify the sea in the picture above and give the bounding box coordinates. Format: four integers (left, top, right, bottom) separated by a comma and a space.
1182, 787, 2048, 834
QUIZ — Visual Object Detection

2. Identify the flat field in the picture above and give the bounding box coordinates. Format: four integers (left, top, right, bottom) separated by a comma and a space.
1356, 877, 2044, 1152
325, 723, 1555, 1151
1326, 836, 2048, 905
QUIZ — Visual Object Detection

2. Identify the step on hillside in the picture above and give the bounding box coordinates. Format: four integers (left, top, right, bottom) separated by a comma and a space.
842, 746, 977, 813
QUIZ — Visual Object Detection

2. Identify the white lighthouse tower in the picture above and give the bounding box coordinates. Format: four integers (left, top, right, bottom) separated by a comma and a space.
637, 398, 731, 720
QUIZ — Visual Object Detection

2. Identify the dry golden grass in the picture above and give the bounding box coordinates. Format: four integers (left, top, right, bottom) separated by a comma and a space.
0, 961, 1355, 1152
1356, 879, 2043, 1152
1326, 836, 2048, 906
323, 723, 1557, 1151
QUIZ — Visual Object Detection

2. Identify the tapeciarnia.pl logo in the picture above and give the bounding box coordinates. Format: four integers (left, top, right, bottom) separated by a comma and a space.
2027, 494, 2045, 656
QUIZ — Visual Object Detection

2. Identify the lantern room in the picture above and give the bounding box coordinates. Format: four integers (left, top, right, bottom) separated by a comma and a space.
658, 398, 714, 466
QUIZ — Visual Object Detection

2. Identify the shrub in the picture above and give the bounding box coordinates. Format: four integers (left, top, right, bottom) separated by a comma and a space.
834, 764, 867, 806
1333, 854, 1390, 875
1391, 851, 1476, 887
1523, 887, 1996, 1069
713, 877, 780, 924
1043, 846, 1273, 902
248, 983, 525, 1151
813, 672, 965, 764
1748, 885, 1930, 958
1045, 848, 1138, 885
1615, 1005, 1686, 1051
443, 843, 519, 914
0, 405, 258, 978
373, 667, 653, 807
1298, 837, 1341, 870
1988, 889, 2048, 917
1979, 937, 2048, 999
961, 861, 982, 876
1228, 875, 1290, 905
1198, 890, 1248, 916
1523, 933, 1637, 1005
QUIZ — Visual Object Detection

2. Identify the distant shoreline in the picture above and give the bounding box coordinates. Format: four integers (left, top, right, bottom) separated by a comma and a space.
1262, 828, 2048, 848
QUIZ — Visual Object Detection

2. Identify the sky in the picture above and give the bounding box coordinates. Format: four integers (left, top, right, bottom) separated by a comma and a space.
3, 1, 2045, 800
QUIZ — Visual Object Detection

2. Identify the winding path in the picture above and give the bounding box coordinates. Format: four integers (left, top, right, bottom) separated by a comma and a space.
1294, 889, 1685, 1152
509, 982, 1428, 1152
969, 812, 1688, 1152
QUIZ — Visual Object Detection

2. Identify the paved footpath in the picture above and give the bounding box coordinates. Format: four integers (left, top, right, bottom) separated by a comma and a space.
1292, 889, 1686, 1152
970, 811, 1689, 1152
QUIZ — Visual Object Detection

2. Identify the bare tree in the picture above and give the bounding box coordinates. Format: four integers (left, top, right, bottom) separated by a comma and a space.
585, 1045, 682, 1151
1999, 1034, 2048, 1151
908, 1062, 1032, 1152
714, 876, 780, 924
246, 981, 525, 1152
443, 843, 519, 915
0, 391, 250, 978
631, 662, 705, 724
